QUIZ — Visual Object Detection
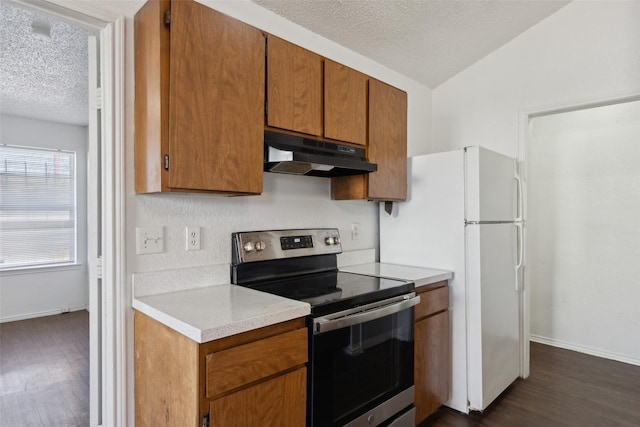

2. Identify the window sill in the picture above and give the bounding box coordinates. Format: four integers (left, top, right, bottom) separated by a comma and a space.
0, 263, 83, 276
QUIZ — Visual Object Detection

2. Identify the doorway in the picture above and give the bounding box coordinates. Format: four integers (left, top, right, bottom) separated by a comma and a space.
526, 99, 640, 366
0, 1, 124, 425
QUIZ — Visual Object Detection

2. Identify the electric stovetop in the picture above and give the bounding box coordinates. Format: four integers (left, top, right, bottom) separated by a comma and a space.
240, 270, 414, 317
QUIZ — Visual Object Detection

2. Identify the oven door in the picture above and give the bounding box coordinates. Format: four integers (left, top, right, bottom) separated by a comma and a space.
309, 293, 419, 427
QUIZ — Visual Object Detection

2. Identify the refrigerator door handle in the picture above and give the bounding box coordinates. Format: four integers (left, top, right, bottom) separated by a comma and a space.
514, 163, 524, 223
515, 222, 524, 291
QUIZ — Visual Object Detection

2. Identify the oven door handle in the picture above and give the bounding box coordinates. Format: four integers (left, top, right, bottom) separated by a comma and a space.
313, 293, 420, 334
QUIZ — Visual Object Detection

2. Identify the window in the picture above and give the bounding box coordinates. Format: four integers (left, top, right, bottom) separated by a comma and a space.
0, 145, 77, 270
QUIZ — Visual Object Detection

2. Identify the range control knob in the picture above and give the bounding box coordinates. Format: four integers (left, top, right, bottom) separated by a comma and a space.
243, 241, 254, 252
325, 236, 340, 245
255, 241, 266, 251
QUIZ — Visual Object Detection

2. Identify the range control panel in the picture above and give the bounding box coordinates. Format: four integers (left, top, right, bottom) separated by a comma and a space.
280, 235, 314, 250
232, 228, 342, 263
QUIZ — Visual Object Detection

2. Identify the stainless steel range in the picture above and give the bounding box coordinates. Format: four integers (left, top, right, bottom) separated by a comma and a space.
231, 228, 419, 427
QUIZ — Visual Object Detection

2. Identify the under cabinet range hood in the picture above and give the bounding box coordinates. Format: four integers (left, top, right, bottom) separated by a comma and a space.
264, 130, 377, 177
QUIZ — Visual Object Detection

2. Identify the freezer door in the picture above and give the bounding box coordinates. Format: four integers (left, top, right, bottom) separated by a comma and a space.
465, 146, 518, 222
466, 223, 520, 411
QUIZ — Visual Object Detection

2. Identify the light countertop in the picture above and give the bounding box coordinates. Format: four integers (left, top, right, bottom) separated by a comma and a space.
132, 258, 451, 345
340, 262, 452, 288
132, 284, 310, 344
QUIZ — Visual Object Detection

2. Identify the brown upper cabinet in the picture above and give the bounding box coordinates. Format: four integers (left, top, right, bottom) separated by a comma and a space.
265, 37, 368, 147
324, 59, 369, 146
332, 79, 407, 201
135, 0, 265, 195
136, 0, 406, 199
266, 35, 323, 137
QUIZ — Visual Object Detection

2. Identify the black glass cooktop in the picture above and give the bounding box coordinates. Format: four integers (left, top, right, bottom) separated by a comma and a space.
239, 271, 414, 316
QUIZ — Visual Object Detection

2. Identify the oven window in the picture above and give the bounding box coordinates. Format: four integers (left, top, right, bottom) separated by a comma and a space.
310, 307, 414, 426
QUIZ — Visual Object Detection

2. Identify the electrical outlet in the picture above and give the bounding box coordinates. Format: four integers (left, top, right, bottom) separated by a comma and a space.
136, 226, 164, 254
351, 222, 360, 240
186, 226, 201, 251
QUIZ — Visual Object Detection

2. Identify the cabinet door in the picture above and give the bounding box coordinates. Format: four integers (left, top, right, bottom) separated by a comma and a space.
331, 80, 407, 201
324, 59, 368, 146
415, 310, 449, 424
209, 368, 306, 427
367, 79, 407, 200
134, 0, 170, 194
168, 0, 264, 194
266, 36, 323, 136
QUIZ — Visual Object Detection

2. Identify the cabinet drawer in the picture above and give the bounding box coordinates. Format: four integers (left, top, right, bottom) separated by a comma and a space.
206, 327, 307, 398
416, 286, 449, 320
209, 367, 306, 427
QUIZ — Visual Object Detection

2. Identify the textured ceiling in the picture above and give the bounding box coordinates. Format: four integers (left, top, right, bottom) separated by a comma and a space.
0, 2, 94, 126
253, 0, 571, 88
0, 0, 570, 127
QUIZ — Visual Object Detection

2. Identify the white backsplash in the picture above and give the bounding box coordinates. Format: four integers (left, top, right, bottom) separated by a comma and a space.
128, 173, 379, 275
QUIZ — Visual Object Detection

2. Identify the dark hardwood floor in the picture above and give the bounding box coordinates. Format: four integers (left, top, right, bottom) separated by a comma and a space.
0, 311, 89, 427
2, 313, 639, 427
420, 342, 640, 427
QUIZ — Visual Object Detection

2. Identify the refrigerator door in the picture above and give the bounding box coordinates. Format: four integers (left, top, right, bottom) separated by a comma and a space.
465, 146, 518, 222
466, 222, 520, 411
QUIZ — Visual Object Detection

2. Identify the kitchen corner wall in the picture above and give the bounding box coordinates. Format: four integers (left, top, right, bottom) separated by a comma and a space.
431, 0, 640, 364
120, 2, 431, 423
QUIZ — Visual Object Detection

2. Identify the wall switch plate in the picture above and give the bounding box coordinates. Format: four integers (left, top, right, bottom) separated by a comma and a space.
136, 226, 164, 255
186, 226, 201, 251
351, 222, 360, 240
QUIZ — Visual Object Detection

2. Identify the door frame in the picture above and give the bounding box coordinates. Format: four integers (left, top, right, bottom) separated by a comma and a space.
517, 92, 640, 379
10, 1, 127, 425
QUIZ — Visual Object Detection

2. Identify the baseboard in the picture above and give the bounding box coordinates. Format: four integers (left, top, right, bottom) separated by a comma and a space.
0, 306, 88, 323
530, 334, 640, 367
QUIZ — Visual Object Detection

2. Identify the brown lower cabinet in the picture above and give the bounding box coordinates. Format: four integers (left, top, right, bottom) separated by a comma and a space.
134, 312, 307, 427
414, 282, 450, 424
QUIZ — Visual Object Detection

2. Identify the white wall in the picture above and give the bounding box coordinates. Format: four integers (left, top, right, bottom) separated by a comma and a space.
0, 114, 88, 322
431, 0, 640, 363
528, 101, 640, 365
432, 0, 640, 157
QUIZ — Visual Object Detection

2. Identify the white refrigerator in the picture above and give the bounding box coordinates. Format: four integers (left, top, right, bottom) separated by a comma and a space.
380, 146, 526, 413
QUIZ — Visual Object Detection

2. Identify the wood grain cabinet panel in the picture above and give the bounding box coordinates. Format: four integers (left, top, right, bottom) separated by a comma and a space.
135, 0, 264, 195
324, 59, 368, 146
415, 285, 449, 320
134, 311, 307, 427
205, 328, 307, 398
414, 283, 450, 424
331, 79, 407, 201
134, 311, 200, 427
266, 35, 323, 137
209, 368, 306, 427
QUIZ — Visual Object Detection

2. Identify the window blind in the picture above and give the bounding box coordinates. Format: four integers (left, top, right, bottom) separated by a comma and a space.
0, 145, 77, 270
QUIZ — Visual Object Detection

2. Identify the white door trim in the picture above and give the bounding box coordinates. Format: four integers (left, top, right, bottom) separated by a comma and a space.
95, 16, 126, 427
517, 91, 640, 380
